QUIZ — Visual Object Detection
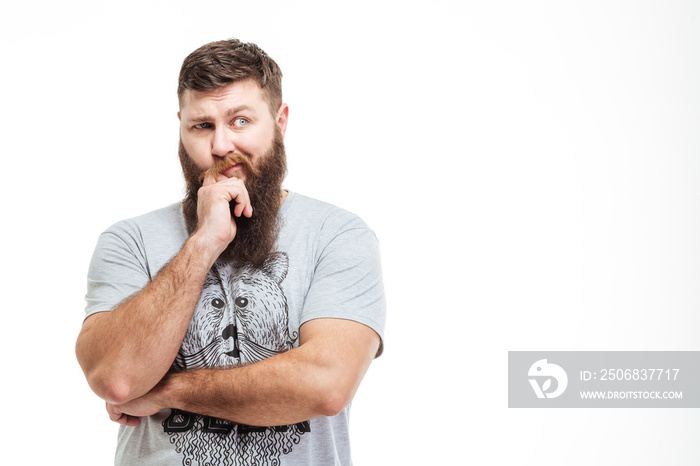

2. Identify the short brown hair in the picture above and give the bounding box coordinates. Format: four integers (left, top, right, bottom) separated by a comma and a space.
177, 38, 283, 115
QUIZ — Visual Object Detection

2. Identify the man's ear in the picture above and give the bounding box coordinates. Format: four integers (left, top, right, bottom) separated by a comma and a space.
177, 111, 181, 121
276, 104, 289, 137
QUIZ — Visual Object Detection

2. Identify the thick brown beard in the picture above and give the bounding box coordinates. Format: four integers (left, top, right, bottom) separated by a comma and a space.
179, 129, 287, 267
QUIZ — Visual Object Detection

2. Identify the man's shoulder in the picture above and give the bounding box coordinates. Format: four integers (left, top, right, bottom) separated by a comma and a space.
284, 192, 369, 230
282, 192, 377, 252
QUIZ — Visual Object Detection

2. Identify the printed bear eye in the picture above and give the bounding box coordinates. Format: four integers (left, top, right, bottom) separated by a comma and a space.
235, 297, 248, 308
211, 298, 225, 309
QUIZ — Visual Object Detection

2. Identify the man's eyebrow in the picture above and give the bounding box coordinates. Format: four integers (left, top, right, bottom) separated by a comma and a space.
187, 105, 257, 123
188, 114, 213, 123
227, 105, 257, 116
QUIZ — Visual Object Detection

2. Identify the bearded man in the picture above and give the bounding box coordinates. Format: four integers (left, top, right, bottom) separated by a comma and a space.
76, 39, 385, 466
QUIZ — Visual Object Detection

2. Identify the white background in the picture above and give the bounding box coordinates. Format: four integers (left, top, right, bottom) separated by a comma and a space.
1, 1, 699, 464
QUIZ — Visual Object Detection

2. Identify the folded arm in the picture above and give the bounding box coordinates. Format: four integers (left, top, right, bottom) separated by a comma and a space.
76, 234, 217, 404
109, 317, 380, 427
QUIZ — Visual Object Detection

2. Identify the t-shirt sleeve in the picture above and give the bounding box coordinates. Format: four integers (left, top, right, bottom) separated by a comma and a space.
301, 215, 386, 356
84, 223, 152, 320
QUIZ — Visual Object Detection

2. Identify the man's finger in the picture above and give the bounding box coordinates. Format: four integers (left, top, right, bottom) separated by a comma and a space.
120, 414, 142, 427
113, 413, 142, 427
232, 199, 252, 218
106, 403, 142, 427
202, 171, 218, 187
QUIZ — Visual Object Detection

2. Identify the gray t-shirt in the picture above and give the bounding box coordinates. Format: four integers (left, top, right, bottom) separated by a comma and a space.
85, 191, 386, 466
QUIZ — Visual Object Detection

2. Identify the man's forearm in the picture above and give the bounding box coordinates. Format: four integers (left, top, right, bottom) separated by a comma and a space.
76, 233, 218, 404
158, 345, 335, 427
142, 319, 379, 427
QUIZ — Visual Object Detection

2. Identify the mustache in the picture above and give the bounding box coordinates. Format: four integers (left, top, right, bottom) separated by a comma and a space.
197, 153, 260, 184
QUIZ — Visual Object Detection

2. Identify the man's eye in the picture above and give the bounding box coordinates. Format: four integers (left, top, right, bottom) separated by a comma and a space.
233, 118, 248, 127
193, 123, 212, 129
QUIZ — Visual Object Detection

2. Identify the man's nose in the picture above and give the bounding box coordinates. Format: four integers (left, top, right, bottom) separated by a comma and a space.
211, 127, 235, 157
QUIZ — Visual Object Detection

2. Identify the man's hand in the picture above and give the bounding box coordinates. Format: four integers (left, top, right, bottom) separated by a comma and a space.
106, 402, 142, 427
106, 384, 166, 427
193, 172, 253, 259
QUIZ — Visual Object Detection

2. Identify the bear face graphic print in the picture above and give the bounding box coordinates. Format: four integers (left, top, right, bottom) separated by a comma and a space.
164, 251, 309, 466
174, 251, 298, 370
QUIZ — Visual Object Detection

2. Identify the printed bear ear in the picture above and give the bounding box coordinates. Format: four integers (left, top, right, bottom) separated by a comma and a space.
262, 252, 289, 284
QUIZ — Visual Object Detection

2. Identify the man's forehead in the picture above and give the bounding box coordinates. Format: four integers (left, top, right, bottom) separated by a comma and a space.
180, 80, 266, 113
